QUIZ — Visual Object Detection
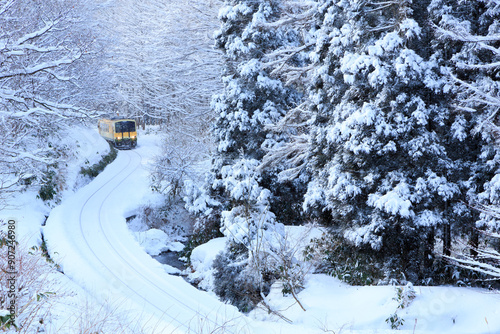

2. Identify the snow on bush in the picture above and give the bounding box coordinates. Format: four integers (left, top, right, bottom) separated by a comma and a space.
186, 237, 227, 291
133, 228, 184, 256
183, 179, 220, 216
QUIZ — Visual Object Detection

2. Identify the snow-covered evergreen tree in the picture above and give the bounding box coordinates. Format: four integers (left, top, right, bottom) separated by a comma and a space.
304, 0, 500, 281
200, 0, 310, 309
431, 0, 500, 233
212, 0, 299, 160
210, 0, 305, 223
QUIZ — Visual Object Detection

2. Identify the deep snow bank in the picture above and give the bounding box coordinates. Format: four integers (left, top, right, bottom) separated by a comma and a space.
187, 225, 500, 334
0, 126, 110, 247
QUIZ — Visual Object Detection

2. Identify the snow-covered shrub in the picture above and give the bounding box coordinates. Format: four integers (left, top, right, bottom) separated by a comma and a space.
218, 162, 275, 245
79, 143, 117, 179
37, 169, 58, 202
205, 157, 310, 312
210, 159, 276, 309
183, 179, 221, 217
304, 233, 383, 286
213, 242, 272, 313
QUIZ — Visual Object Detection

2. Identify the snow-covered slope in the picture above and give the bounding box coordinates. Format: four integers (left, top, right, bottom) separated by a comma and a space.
0, 126, 110, 248
43, 139, 249, 333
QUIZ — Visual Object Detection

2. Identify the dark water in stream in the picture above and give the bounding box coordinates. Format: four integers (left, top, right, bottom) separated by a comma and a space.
153, 251, 187, 271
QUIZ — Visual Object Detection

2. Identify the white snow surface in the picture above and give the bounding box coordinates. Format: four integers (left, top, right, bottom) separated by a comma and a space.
0, 126, 110, 247
251, 274, 500, 334
4, 128, 500, 334
43, 133, 253, 333
192, 236, 500, 334
187, 237, 227, 292
133, 228, 185, 256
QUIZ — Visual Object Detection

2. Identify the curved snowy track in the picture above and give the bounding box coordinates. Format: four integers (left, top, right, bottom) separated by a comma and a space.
44, 149, 248, 333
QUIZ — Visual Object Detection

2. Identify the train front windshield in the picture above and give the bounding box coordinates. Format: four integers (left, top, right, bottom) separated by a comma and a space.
115, 121, 136, 133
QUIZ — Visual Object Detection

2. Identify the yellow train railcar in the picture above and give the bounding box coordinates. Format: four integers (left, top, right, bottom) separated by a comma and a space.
98, 117, 137, 149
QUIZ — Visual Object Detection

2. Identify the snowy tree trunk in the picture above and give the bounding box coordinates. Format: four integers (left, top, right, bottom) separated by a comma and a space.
443, 223, 451, 257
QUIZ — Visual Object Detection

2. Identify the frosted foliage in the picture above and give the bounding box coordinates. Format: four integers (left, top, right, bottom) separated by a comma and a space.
216, 3, 257, 60
480, 174, 500, 205
257, 75, 283, 94
326, 93, 447, 161
302, 0, 500, 262
212, 60, 287, 156
378, 32, 403, 53
212, 0, 302, 171
339, 19, 433, 89
341, 53, 378, 85
303, 180, 326, 211
209, 0, 500, 286
395, 49, 426, 82
431, 0, 500, 159
400, 19, 422, 38
239, 58, 262, 77
220, 159, 270, 203
415, 210, 442, 227
219, 3, 253, 21
221, 205, 277, 245
344, 220, 384, 250
368, 182, 413, 218
215, 155, 299, 290
183, 180, 220, 216
425, 172, 460, 201
327, 169, 362, 202
345, 103, 377, 128
217, 158, 285, 270
222, 207, 252, 243
254, 101, 281, 126
0, 239, 60, 332
0, 0, 96, 193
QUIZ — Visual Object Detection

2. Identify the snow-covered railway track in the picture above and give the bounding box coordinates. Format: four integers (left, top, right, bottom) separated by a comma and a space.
79, 150, 224, 332
45, 149, 245, 333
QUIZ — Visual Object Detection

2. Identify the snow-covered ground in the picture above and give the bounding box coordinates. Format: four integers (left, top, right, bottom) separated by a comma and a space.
189, 235, 500, 334
0, 126, 110, 247
2, 127, 500, 333
42, 131, 250, 333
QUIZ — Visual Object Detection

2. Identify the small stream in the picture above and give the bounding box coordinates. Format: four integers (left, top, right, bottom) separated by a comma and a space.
153, 251, 187, 271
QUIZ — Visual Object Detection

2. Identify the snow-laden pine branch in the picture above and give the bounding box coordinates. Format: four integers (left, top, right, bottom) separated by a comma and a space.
446, 245, 500, 279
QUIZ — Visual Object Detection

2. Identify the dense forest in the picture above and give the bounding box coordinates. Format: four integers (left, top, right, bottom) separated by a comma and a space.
181, 0, 500, 311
